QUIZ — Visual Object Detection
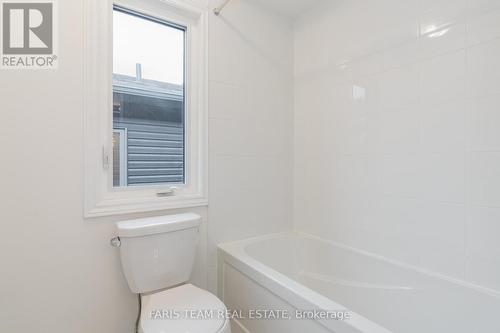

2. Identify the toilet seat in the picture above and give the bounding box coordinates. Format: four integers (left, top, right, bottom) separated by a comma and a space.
140, 284, 231, 333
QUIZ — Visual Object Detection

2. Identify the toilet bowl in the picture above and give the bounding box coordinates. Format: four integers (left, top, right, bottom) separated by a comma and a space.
140, 284, 230, 333
113, 213, 231, 333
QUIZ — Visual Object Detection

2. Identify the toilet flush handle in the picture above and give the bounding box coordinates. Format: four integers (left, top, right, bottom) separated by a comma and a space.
110, 236, 121, 248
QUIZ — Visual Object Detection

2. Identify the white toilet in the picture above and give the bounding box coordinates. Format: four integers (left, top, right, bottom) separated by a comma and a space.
113, 213, 231, 333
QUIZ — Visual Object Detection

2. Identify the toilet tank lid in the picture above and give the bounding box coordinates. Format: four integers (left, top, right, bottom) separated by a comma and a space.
116, 213, 201, 238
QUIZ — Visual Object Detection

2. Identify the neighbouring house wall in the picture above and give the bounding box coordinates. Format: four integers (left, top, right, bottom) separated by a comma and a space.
206, 0, 294, 292
294, 0, 500, 292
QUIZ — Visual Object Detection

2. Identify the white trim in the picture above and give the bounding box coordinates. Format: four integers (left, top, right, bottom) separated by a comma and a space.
84, 0, 208, 218
113, 128, 127, 186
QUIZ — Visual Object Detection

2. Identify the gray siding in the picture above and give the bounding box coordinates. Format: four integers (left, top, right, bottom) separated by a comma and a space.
114, 118, 184, 185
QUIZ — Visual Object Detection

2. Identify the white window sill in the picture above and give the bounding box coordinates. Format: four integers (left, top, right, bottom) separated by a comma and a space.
85, 195, 208, 218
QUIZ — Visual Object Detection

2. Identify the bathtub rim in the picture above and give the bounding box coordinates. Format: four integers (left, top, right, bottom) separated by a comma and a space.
221, 231, 500, 299
217, 232, 392, 333
217, 231, 500, 333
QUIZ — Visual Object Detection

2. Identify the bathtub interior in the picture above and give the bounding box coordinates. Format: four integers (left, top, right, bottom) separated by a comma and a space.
244, 233, 500, 333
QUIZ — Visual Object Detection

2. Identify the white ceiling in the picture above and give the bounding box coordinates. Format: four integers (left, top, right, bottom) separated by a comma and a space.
249, 0, 324, 19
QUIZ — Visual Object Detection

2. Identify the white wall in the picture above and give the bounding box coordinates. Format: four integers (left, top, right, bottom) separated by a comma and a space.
294, 0, 500, 292
0, 1, 138, 330
207, 0, 294, 292
0, 0, 293, 332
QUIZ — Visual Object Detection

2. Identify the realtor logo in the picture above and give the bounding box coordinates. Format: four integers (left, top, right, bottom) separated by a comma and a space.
1, 0, 57, 69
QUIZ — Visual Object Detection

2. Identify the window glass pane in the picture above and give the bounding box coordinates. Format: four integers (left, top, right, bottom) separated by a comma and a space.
112, 8, 185, 187
112, 131, 122, 187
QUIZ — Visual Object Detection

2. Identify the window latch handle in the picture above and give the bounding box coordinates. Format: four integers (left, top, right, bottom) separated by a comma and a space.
102, 146, 110, 170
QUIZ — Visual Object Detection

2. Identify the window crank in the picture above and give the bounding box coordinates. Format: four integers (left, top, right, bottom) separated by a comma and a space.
156, 187, 178, 197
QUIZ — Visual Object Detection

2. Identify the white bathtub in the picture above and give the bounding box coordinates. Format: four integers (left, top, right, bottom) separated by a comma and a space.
217, 232, 500, 333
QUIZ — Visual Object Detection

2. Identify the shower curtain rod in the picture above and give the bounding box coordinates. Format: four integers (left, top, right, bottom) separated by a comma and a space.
214, 0, 231, 15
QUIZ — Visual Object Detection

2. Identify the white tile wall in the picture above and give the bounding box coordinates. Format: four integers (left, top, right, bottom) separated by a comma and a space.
466, 206, 500, 290
467, 95, 500, 151
294, 0, 500, 291
467, 39, 500, 98
207, 0, 294, 293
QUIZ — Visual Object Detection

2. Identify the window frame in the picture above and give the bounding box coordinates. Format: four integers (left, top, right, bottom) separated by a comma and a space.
84, 0, 208, 217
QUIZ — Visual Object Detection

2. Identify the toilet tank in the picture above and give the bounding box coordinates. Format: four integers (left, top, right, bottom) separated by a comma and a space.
115, 213, 201, 294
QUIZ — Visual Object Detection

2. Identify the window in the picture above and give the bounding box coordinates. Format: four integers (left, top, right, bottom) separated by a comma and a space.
84, 0, 208, 217
113, 7, 186, 187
